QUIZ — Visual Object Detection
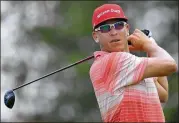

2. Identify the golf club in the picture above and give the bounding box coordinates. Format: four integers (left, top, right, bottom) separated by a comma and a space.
4, 55, 94, 109
4, 29, 151, 109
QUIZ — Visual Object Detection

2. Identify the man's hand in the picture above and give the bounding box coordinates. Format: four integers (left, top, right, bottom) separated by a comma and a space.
127, 29, 157, 51
127, 28, 177, 80
153, 77, 169, 103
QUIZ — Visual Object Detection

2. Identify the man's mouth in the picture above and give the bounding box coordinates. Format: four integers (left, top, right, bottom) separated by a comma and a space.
110, 39, 120, 43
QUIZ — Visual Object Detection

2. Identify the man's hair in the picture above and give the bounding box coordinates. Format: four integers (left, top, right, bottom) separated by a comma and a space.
93, 18, 128, 31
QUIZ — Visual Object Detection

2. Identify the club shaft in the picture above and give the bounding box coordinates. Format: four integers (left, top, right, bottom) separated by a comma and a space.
12, 55, 94, 91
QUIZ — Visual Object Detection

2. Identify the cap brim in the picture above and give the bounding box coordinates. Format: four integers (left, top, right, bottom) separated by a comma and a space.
93, 16, 128, 29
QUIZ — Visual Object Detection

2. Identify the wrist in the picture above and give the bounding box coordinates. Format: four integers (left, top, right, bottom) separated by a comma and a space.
143, 42, 159, 55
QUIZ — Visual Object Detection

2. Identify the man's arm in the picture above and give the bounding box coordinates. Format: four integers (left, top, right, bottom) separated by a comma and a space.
154, 77, 168, 103
128, 29, 178, 79
146, 37, 169, 103
142, 43, 177, 78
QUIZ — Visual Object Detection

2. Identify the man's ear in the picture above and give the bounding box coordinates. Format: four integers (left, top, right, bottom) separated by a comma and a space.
126, 23, 130, 35
126, 23, 130, 30
92, 31, 99, 43
126, 24, 131, 45
126, 24, 130, 36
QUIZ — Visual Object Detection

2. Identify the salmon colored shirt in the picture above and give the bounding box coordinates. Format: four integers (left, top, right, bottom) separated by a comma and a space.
89, 51, 165, 122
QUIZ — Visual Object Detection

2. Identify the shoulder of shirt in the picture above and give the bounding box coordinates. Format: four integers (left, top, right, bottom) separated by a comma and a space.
90, 51, 137, 74
94, 51, 135, 59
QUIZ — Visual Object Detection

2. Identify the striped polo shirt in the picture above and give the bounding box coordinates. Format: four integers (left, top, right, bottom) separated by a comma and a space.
89, 51, 165, 122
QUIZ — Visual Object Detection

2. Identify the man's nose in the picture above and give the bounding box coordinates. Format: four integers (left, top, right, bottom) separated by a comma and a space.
109, 27, 117, 36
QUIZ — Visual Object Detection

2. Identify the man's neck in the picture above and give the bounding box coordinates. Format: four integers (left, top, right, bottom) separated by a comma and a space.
101, 48, 130, 53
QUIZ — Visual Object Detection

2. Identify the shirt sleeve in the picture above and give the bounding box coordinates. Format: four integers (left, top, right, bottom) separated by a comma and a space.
106, 52, 148, 93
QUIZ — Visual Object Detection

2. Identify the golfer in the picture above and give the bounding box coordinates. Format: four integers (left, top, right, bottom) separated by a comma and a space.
89, 4, 177, 122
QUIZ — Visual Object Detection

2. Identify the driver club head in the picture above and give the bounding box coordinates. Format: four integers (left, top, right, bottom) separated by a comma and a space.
4, 90, 15, 109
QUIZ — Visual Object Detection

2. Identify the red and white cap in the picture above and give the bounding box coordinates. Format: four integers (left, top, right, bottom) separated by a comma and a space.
92, 4, 128, 29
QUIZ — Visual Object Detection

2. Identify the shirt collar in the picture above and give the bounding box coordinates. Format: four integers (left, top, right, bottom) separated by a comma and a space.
94, 51, 109, 59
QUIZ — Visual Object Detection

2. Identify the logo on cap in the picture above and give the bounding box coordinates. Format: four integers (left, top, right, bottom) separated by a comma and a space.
97, 9, 120, 18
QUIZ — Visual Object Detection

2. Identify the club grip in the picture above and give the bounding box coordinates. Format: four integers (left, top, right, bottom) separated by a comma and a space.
141, 29, 152, 37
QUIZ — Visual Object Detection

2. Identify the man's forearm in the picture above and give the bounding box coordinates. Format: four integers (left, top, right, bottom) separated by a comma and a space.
146, 42, 169, 103
154, 77, 169, 103
154, 78, 168, 102
144, 42, 177, 74
144, 42, 175, 61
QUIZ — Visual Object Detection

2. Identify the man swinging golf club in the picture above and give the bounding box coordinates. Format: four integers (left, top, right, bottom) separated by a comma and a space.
2, 6, 153, 110
3, 3, 177, 122
89, 4, 177, 122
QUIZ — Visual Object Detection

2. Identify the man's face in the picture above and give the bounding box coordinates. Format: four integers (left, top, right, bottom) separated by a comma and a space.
92, 19, 130, 52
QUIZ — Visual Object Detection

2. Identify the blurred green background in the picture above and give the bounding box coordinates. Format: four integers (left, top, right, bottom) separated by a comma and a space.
1, 1, 178, 122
